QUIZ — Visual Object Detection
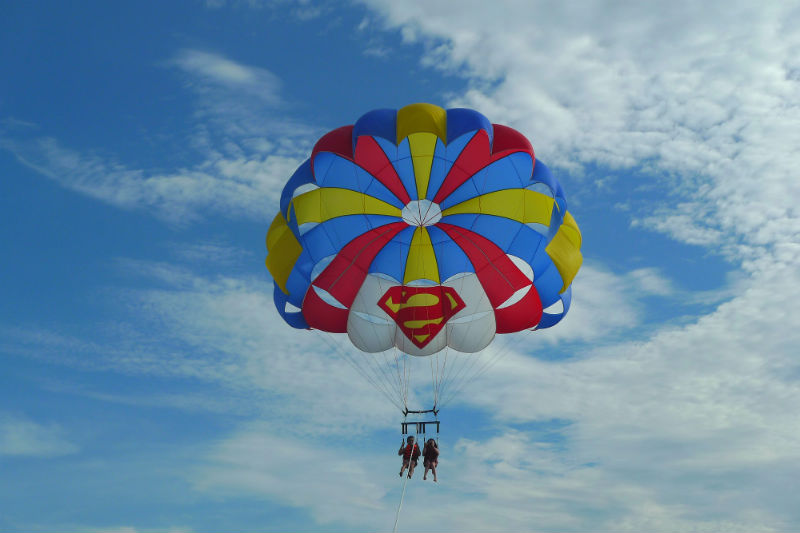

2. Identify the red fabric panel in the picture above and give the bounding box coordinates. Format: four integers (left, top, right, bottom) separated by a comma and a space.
433, 130, 492, 203
437, 223, 529, 303
438, 223, 542, 332
303, 222, 407, 332
491, 124, 534, 160
302, 288, 349, 332
494, 285, 543, 333
311, 126, 354, 172
353, 135, 412, 204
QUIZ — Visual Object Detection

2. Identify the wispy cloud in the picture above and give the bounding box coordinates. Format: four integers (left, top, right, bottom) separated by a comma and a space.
170, 49, 282, 100
196, 425, 392, 526
362, 0, 800, 267
0, 412, 79, 458
1, 134, 301, 223
0, 50, 316, 224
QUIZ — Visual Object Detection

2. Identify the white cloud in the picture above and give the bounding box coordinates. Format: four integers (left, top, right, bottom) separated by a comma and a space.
430, 259, 800, 529
171, 49, 278, 93
333, 3, 800, 528
1, 50, 315, 224
0, 126, 303, 224
0, 412, 79, 458
361, 0, 800, 264
531, 264, 674, 345
195, 425, 392, 526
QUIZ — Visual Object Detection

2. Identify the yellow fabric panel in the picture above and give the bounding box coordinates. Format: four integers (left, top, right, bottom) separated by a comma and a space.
407, 132, 438, 200
266, 211, 289, 251
404, 227, 440, 284
396, 103, 447, 144
291, 187, 401, 225
545, 211, 583, 293
265, 212, 303, 294
441, 189, 554, 224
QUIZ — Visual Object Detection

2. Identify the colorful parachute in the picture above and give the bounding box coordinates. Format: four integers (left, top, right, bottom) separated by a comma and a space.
266, 104, 581, 399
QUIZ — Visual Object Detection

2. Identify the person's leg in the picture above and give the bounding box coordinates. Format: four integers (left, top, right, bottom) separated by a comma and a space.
408, 460, 416, 478
431, 461, 437, 482
400, 458, 408, 477
423, 461, 429, 480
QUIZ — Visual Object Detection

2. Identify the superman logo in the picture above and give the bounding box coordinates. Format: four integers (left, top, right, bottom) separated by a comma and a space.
378, 286, 466, 348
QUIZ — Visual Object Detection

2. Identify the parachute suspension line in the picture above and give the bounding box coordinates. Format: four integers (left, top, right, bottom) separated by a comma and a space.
315, 211, 411, 412
429, 351, 438, 411
435, 291, 490, 404
431, 263, 496, 406
403, 350, 411, 412
393, 417, 420, 533
386, 347, 405, 409
388, 346, 406, 412
440, 345, 452, 404
351, 276, 408, 407
436, 223, 537, 407
439, 327, 535, 408
432, 344, 451, 411
436, 348, 484, 408
318, 332, 404, 412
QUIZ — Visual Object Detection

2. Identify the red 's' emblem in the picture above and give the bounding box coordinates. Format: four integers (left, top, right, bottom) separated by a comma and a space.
378, 286, 466, 348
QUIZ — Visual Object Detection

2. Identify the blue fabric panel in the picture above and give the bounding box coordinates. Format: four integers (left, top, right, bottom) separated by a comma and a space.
424, 141, 454, 201
537, 286, 572, 329
554, 180, 565, 202
274, 283, 309, 329
280, 159, 313, 218
508, 224, 546, 265
446, 108, 493, 145
368, 226, 416, 282
509, 151, 535, 184
390, 138, 417, 201
314, 152, 357, 189
352, 108, 397, 148
438, 175, 481, 210
531, 160, 557, 193
444, 130, 477, 162
529, 238, 553, 277
442, 214, 520, 252
533, 263, 565, 308
374, 135, 400, 161
548, 202, 566, 240
363, 169, 406, 207
425, 131, 477, 201
438, 153, 533, 210
312, 153, 404, 207
442, 214, 547, 272
427, 226, 475, 280
303, 215, 399, 263
478, 152, 532, 192
285, 266, 311, 307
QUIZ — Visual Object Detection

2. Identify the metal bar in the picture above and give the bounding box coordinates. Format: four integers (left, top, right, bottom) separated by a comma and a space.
403, 408, 438, 415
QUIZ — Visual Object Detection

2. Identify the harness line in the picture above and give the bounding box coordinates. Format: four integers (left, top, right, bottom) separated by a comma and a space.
393, 418, 419, 533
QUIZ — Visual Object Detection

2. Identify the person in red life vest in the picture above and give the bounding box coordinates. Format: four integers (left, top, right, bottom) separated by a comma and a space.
398, 436, 421, 478
422, 438, 439, 482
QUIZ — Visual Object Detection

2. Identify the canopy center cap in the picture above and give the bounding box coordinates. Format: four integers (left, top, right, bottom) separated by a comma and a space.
401, 199, 442, 227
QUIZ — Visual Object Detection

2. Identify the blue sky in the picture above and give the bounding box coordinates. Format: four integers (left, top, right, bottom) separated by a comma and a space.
2, 1, 800, 531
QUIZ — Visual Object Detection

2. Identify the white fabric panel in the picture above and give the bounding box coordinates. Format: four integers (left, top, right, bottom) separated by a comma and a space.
444, 274, 496, 353
347, 274, 397, 353
346, 273, 497, 356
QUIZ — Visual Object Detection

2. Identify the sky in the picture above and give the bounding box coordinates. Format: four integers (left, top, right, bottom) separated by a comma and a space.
1, 0, 799, 531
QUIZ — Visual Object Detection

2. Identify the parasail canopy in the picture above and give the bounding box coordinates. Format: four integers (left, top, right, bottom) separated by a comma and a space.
266, 103, 582, 410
